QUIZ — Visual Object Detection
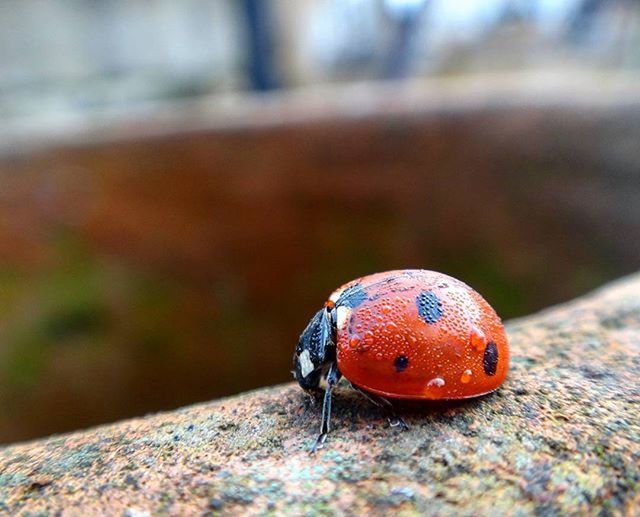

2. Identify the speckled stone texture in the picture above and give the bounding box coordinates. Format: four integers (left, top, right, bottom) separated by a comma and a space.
1, 274, 640, 516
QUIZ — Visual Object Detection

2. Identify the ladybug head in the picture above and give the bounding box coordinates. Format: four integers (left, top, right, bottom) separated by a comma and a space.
293, 307, 336, 390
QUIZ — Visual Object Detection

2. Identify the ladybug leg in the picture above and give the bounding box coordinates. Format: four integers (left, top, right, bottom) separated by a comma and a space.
350, 384, 409, 431
310, 362, 341, 454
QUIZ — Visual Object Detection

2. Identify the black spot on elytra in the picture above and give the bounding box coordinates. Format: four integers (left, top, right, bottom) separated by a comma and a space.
337, 283, 368, 308
394, 355, 409, 372
483, 341, 498, 376
416, 290, 443, 324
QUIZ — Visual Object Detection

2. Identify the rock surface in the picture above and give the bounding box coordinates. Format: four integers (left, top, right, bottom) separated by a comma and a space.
1, 274, 640, 515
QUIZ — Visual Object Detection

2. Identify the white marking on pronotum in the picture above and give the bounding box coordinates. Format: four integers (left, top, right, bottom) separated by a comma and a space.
299, 349, 314, 378
336, 306, 351, 331
328, 288, 344, 304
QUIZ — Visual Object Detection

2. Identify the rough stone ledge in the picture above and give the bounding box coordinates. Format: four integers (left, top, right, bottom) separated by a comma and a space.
1, 274, 639, 515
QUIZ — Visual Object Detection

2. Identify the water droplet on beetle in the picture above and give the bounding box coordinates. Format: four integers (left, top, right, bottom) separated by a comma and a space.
470, 327, 486, 352
427, 377, 445, 388
461, 369, 472, 384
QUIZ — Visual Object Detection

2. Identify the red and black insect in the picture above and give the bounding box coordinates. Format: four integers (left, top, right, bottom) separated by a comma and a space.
293, 269, 509, 451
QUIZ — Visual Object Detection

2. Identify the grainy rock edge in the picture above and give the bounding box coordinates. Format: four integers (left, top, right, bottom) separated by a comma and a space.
1, 273, 640, 516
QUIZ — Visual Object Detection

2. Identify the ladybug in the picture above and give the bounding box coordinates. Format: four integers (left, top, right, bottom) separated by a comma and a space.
293, 269, 509, 451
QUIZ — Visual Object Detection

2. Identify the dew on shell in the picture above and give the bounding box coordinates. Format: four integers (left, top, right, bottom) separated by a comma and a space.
427, 377, 445, 388
470, 326, 486, 351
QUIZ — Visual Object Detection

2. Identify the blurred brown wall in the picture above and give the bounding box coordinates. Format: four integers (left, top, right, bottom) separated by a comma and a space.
1, 82, 639, 443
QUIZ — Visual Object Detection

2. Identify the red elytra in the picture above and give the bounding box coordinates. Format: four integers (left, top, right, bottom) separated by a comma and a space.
334, 270, 509, 400
293, 269, 509, 452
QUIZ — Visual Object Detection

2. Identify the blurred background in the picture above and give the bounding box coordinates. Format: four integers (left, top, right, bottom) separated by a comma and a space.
1, 0, 640, 444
